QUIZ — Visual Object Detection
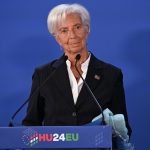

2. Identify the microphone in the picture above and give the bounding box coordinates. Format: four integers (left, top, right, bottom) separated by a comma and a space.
8, 55, 68, 127
75, 54, 106, 125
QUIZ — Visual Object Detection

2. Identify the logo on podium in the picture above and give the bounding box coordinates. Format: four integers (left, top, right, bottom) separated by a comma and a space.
22, 128, 79, 147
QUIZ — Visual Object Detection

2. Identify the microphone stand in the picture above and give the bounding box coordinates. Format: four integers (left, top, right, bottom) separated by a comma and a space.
75, 54, 106, 125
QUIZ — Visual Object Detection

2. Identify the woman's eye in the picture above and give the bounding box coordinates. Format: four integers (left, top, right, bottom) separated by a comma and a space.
61, 29, 68, 34
76, 25, 81, 29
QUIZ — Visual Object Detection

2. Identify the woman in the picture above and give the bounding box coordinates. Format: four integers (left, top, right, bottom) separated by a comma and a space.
22, 3, 132, 149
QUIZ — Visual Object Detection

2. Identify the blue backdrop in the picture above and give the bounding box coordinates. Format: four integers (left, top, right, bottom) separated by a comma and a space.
0, 0, 150, 149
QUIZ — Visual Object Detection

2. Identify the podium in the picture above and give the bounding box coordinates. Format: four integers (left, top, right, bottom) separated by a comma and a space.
0, 126, 112, 149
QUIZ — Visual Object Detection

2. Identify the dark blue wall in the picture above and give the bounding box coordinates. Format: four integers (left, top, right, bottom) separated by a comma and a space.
0, 0, 150, 149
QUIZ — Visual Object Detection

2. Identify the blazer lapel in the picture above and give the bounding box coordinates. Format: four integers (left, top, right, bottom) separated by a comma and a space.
76, 54, 104, 107
51, 57, 75, 109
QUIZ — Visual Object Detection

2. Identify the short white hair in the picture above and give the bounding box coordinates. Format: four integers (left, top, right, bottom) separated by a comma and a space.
47, 3, 90, 35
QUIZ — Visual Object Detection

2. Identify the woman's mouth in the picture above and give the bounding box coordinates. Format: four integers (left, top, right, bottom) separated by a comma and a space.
70, 42, 80, 47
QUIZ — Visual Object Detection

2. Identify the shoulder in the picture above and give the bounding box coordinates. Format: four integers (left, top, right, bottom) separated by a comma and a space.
33, 59, 57, 77
90, 53, 123, 78
32, 55, 65, 81
103, 61, 122, 76
35, 55, 65, 74
36, 59, 58, 73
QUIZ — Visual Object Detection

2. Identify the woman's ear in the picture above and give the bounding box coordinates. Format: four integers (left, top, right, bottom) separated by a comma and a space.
86, 31, 89, 39
85, 26, 90, 39
85, 31, 89, 41
54, 35, 62, 46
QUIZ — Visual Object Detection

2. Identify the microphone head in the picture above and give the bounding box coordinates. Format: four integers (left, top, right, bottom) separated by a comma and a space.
75, 54, 81, 61
64, 55, 68, 61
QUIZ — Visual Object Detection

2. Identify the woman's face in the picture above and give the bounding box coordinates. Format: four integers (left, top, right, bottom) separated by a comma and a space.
55, 13, 89, 55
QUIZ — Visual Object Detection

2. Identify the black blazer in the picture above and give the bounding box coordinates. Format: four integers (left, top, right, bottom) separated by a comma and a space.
22, 53, 131, 136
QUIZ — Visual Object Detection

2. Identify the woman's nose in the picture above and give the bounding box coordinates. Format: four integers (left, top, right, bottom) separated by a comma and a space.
68, 29, 76, 38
